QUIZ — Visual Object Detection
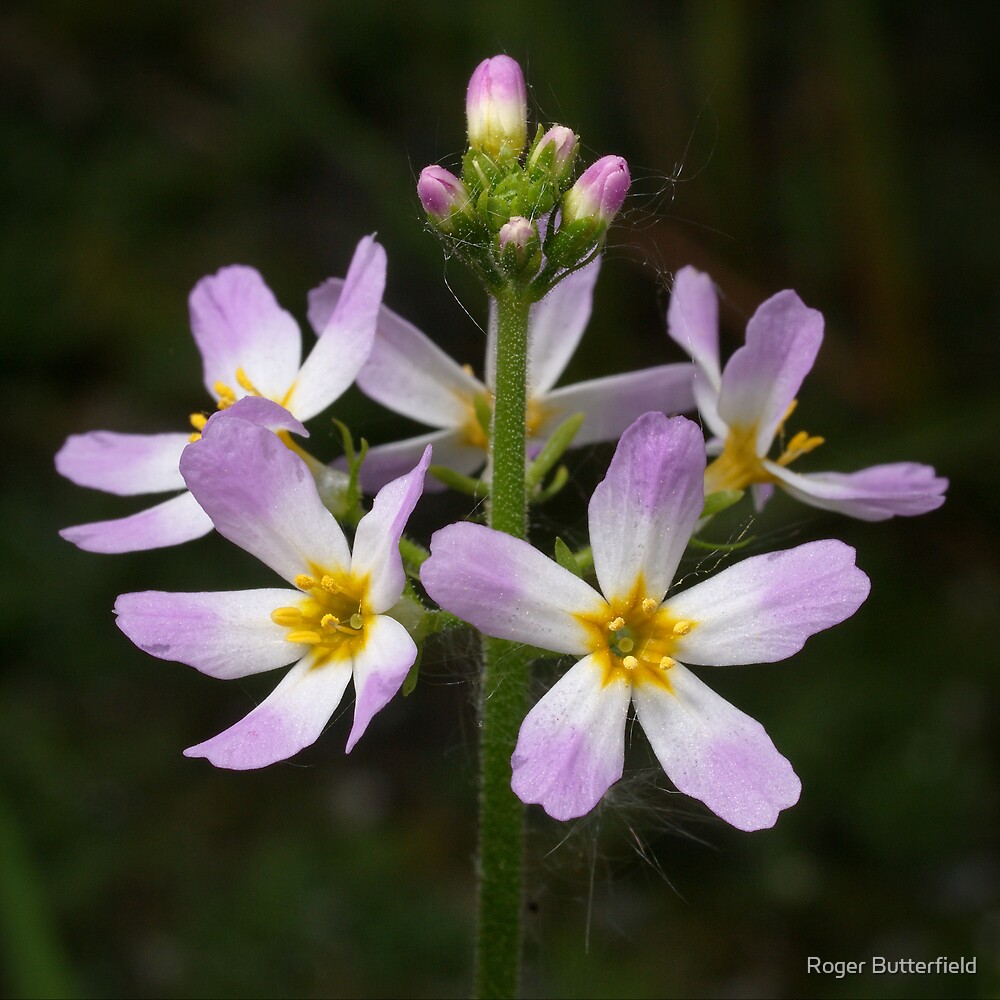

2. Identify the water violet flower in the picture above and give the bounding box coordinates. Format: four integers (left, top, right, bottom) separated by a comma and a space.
56, 236, 386, 552
466, 54, 528, 160
421, 412, 870, 830
667, 265, 948, 519
326, 257, 694, 491
115, 398, 429, 769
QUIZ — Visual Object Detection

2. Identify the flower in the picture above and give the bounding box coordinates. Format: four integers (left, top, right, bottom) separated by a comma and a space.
561, 155, 631, 228
417, 165, 470, 225
328, 256, 694, 492
527, 125, 578, 182
115, 398, 430, 769
466, 55, 528, 160
421, 412, 871, 830
667, 265, 948, 519
55, 236, 386, 552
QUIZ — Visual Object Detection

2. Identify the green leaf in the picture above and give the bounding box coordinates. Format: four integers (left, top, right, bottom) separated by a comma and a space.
553, 536, 582, 577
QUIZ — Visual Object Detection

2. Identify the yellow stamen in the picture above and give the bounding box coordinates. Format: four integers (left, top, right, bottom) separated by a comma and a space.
189, 413, 208, 431
641, 597, 658, 615
776, 430, 825, 467
234, 367, 261, 396
608, 616, 625, 632
622, 655, 638, 671
659, 656, 675, 670
286, 630, 322, 645
213, 380, 237, 408
672, 620, 692, 636
270, 607, 304, 627
320, 614, 340, 630
320, 575, 341, 594
188, 432, 202, 443
461, 363, 475, 376
294, 574, 318, 591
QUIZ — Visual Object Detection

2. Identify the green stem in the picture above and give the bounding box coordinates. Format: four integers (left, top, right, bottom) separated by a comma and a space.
475, 288, 532, 998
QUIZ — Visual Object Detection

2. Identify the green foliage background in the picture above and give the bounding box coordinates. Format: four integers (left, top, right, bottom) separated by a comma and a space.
2, 2, 997, 997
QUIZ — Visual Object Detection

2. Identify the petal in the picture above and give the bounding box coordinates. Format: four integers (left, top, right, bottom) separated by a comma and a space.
183, 655, 353, 770
352, 428, 484, 494
355, 302, 484, 428
511, 654, 629, 820
765, 459, 948, 521
189, 265, 302, 403
351, 446, 431, 613
114, 589, 303, 678
55, 431, 188, 495
665, 539, 870, 666
632, 662, 800, 831
717, 290, 823, 455
180, 410, 350, 583
536, 364, 695, 447
589, 413, 705, 604
222, 395, 308, 436
59, 490, 214, 553
345, 614, 418, 751
666, 266, 722, 389
526, 257, 601, 394
288, 236, 386, 420
421, 522, 606, 655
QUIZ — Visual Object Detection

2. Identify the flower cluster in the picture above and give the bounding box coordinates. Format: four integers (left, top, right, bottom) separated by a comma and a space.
57, 54, 946, 841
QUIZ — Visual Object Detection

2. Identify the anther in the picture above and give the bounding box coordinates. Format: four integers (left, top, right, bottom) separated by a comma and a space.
188, 432, 202, 443
608, 616, 625, 631
320, 575, 340, 593
235, 367, 261, 395
641, 597, 658, 615
213, 380, 237, 406
672, 620, 692, 636
320, 614, 340, 630
294, 574, 318, 591
286, 630, 322, 645
462, 363, 475, 376
622, 655, 638, 671
659, 656, 675, 670
270, 607, 304, 627
189, 413, 208, 431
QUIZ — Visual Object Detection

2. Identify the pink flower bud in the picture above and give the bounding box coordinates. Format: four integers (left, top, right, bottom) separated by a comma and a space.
562, 155, 631, 226
417, 165, 469, 221
498, 215, 536, 251
528, 125, 578, 180
465, 55, 528, 159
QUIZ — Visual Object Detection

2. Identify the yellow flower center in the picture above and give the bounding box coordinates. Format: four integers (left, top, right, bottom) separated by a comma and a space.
703, 400, 825, 494
187, 367, 297, 442
459, 388, 550, 450
270, 568, 371, 666
576, 581, 697, 692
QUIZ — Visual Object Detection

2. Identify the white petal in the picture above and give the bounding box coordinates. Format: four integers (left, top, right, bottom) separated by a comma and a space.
55, 431, 188, 495
633, 662, 800, 831
511, 654, 629, 820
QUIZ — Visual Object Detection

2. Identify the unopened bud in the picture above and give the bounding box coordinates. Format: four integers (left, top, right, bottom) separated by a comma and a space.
527, 125, 578, 182
498, 215, 536, 252
417, 165, 469, 226
466, 55, 528, 160
561, 155, 630, 227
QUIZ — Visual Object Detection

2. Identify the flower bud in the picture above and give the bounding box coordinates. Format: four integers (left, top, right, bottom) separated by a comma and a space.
417, 165, 469, 225
561, 155, 630, 227
527, 125, 578, 182
466, 55, 528, 159
498, 215, 536, 252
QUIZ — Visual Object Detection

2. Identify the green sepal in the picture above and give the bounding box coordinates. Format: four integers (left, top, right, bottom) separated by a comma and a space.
687, 534, 754, 553
542, 217, 603, 270
701, 488, 745, 518
533, 464, 569, 504
526, 412, 584, 491
429, 465, 489, 498
553, 536, 582, 577
572, 545, 594, 575
330, 418, 369, 525
473, 393, 493, 439
401, 647, 422, 697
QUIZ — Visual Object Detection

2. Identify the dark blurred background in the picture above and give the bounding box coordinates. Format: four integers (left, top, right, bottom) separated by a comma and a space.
2, 1, 998, 997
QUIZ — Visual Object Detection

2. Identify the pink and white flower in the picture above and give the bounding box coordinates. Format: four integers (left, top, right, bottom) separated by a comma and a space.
421, 412, 871, 830
115, 398, 429, 769
328, 257, 694, 492
56, 236, 386, 552
667, 265, 948, 520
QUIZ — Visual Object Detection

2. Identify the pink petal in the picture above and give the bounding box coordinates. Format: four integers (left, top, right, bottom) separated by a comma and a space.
356, 302, 483, 429
665, 539, 870, 666
289, 236, 386, 420
351, 446, 431, 613
183, 655, 353, 770
421, 522, 606, 656
537, 364, 695, 446
351, 428, 485, 494
189, 265, 302, 403
511, 654, 629, 820
765, 459, 948, 521
59, 490, 213, 553
55, 431, 188, 495
589, 413, 705, 604
632, 662, 800, 831
717, 290, 823, 455
180, 410, 350, 583
345, 614, 418, 751
115, 588, 302, 678
525, 257, 601, 395
666, 265, 721, 388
